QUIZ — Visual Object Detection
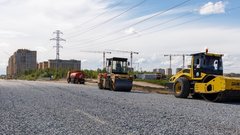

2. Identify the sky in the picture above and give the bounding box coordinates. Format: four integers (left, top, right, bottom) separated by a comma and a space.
0, 0, 240, 74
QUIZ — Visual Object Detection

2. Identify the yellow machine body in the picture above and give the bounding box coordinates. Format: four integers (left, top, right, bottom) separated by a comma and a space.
98, 57, 133, 92
195, 76, 240, 93
167, 51, 240, 102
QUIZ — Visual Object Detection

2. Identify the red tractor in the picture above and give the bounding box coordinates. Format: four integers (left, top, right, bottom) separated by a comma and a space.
67, 70, 85, 84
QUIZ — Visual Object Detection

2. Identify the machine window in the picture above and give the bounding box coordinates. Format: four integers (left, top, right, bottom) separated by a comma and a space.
204, 56, 223, 72
214, 60, 218, 70
196, 59, 200, 64
195, 58, 201, 68
112, 60, 128, 74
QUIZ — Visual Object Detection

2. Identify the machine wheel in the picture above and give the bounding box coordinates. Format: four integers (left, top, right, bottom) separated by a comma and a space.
174, 77, 190, 98
201, 93, 224, 102
111, 79, 132, 92
202, 91, 240, 102
67, 78, 71, 83
191, 93, 202, 99
110, 80, 115, 91
74, 78, 78, 84
98, 79, 104, 89
98, 83, 103, 89
71, 78, 74, 83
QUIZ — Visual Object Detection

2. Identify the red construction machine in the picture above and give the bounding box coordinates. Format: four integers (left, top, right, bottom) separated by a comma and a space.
67, 70, 85, 84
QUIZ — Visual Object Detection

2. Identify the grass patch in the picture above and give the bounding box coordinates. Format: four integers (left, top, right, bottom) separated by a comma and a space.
134, 79, 169, 86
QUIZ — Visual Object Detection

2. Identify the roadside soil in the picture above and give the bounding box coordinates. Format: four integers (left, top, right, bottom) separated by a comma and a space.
36, 78, 172, 94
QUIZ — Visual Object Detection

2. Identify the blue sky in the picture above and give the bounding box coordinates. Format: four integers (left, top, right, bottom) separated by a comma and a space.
119, 0, 240, 25
0, 0, 240, 74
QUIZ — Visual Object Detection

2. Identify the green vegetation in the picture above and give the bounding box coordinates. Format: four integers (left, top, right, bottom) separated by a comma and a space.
134, 79, 169, 86
18, 68, 105, 81
83, 69, 99, 79
18, 68, 69, 80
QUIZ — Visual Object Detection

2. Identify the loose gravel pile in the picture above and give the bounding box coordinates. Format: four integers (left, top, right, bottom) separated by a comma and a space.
0, 80, 240, 135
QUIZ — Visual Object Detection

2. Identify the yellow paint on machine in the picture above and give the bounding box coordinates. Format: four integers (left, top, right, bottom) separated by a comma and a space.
195, 76, 240, 94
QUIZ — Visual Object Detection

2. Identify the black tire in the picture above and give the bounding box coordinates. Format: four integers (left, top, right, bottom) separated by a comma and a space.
67, 78, 71, 83
71, 78, 74, 84
98, 83, 103, 89
125, 89, 131, 92
174, 77, 190, 98
74, 78, 78, 84
110, 80, 115, 91
98, 79, 104, 89
191, 93, 202, 99
201, 93, 224, 102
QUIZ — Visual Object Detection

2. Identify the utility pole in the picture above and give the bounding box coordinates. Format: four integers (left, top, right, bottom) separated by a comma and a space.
102, 51, 112, 69
130, 51, 139, 69
50, 30, 66, 60
107, 49, 139, 69
164, 55, 172, 69
79, 51, 111, 69
133, 62, 140, 72
164, 54, 190, 69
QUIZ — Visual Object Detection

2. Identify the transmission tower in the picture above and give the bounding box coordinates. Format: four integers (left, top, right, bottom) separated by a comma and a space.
50, 30, 66, 60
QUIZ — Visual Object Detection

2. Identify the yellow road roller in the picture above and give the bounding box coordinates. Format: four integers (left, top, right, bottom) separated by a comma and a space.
167, 50, 240, 102
98, 57, 133, 92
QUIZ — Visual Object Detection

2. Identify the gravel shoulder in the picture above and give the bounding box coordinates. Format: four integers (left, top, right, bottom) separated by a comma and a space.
1, 80, 240, 135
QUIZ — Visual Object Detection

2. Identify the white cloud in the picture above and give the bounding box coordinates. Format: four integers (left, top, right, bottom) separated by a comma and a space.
0, 62, 7, 66
0, 0, 9, 4
135, 58, 146, 64
82, 59, 87, 63
124, 27, 140, 35
0, 0, 239, 74
0, 42, 10, 47
199, 1, 226, 15
35, 46, 48, 53
0, 30, 28, 38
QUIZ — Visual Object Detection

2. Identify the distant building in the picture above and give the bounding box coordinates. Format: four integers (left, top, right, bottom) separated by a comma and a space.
128, 67, 134, 72
38, 59, 81, 70
136, 73, 165, 80
176, 68, 183, 74
7, 49, 37, 78
166, 68, 172, 76
7, 56, 14, 78
38, 61, 48, 70
137, 74, 158, 80
0, 75, 6, 79
153, 68, 165, 75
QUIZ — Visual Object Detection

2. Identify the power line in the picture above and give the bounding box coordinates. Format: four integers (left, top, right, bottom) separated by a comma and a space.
139, 6, 240, 35
67, 0, 147, 39
74, 6, 240, 50
67, 0, 192, 46
65, 0, 124, 36
112, 0, 192, 34
69, 10, 192, 45
88, 12, 193, 47
68, 13, 192, 49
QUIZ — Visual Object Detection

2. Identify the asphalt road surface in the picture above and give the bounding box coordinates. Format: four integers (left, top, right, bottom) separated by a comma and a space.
1, 80, 240, 135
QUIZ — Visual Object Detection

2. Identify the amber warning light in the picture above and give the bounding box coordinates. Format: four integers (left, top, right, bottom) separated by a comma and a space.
206, 48, 209, 53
